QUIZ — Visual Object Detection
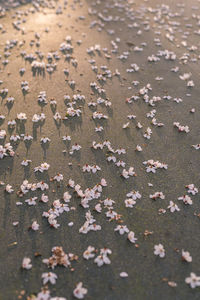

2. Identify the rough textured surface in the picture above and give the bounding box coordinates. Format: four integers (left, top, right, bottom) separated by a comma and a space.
0, 0, 200, 299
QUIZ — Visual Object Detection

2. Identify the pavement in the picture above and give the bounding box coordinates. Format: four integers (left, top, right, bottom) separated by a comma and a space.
0, 0, 200, 299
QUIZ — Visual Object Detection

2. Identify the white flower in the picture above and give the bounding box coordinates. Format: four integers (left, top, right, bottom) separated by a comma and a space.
91, 165, 101, 173
63, 191, 71, 202
178, 195, 193, 205
25, 197, 37, 206
73, 282, 88, 299
107, 155, 116, 163
192, 144, 200, 150
185, 184, 198, 195
41, 194, 49, 203
150, 192, 165, 200
182, 250, 192, 262
154, 244, 165, 258
54, 173, 63, 182
62, 135, 71, 141
94, 254, 111, 267
36, 288, 51, 300
136, 122, 143, 129
53, 112, 62, 121
17, 112, 27, 121
123, 122, 130, 129
83, 246, 96, 260
185, 273, 200, 288
128, 231, 137, 243
48, 217, 60, 229
41, 162, 50, 171
31, 221, 39, 231
42, 272, 58, 285
167, 201, 180, 212
24, 134, 33, 141
94, 203, 102, 213
21, 159, 32, 166
82, 164, 91, 172
40, 137, 51, 143
22, 257, 32, 269
125, 199, 136, 208
100, 178, 107, 186
5, 184, 14, 193
120, 272, 128, 278
135, 145, 142, 151
95, 126, 104, 132
114, 225, 129, 235
0, 129, 6, 139
115, 160, 126, 167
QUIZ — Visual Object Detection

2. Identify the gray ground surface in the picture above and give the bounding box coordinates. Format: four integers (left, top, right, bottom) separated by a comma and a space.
0, 0, 200, 299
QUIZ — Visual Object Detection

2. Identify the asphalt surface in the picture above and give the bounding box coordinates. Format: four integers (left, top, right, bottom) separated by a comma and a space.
0, 0, 200, 299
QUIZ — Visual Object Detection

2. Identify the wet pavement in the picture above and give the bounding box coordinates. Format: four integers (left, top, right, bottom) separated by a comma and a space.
0, 0, 200, 299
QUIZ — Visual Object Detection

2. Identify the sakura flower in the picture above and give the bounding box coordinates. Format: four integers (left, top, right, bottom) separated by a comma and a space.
53, 112, 62, 121
17, 112, 27, 121
41, 162, 50, 171
37, 181, 49, 191
24, 134, 33, 141
94, 254, 111, 267
123, 122, 130, 129
143, 127, 152, 139
114, 225, 129, 235
25, 197, 37, 206
94, 203, 102, 213
21, 159, 32, 166
187, 80, 194, 87
36, 288, 51, 300
173, 122, 190, 133
167, 201, 180, 212
115, 148, 126, 155
182, 250, 192, 263
42, 272, 58, 285
22, 257, 32, 270
40, 137, 51, 143
54, 173, 63, 182
48, 217, 60, 229
185, 273, 200, 288
178, 195, 193, 205
83, 246, 96, 260
0, 129, 6, 139
192, 144, 200, 150
136, 122, 143, 129
150, 192, 165, 200
185, 184, 198, 195
120, 272, 128, 278
125, 199, 136, 208
41, 194, 49, 203
73, 282, 88, 299
5, 184, 14, 193
135, 145, 143, 151
31, 221, 39, 231
107, 155, 116, 163
62, 135, 71, 141
154, 244, 165, 258
115, 160, 126, 167
126, 190, 141, 200
82, 164, 91, 172
128, 231, 138, 243
95, 126, 104, 132
91, 165, 101, 173
100, 178, 107, 186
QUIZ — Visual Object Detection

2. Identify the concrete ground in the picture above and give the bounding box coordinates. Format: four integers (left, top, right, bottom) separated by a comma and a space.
0, 0, 200, 299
